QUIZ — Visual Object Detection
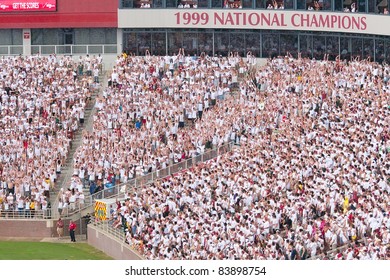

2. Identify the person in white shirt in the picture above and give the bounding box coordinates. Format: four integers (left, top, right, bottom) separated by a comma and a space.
93, 67, 100, 83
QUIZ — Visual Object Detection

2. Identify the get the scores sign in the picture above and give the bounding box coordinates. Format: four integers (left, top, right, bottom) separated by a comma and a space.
118, 9, 390, 36
0, 0, 56, 12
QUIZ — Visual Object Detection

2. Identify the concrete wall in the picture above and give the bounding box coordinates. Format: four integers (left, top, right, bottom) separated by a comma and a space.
256, 58, 269, 67
101, 54, 118, 71
0, 218, 85, 238
0, 220, 55, 238
87, 225, 143, 260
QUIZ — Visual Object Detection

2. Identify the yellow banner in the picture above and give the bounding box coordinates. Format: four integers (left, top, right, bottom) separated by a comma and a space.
94, 201, 107, 221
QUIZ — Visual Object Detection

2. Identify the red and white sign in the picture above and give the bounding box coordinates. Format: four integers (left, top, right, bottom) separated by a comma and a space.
118, 9, 390, 37
23, 31, 30, 39
0, 0, 56, 12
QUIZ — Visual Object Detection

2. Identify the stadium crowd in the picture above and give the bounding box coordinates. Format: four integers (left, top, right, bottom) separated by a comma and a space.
0, 54, 101, 216
0, 49, 388, 260
72, 50, 256, 192
109, 54, 389, 260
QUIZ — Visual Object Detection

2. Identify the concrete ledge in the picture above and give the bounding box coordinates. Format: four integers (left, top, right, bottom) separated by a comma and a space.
87, 224, 144, 260
0, 220, 55, 238
0, 218, 85, 239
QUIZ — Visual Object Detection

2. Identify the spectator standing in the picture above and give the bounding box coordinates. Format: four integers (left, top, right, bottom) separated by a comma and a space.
69, 220, 77, 242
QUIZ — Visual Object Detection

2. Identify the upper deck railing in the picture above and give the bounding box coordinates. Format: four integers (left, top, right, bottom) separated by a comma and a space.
0, 44, 117, 56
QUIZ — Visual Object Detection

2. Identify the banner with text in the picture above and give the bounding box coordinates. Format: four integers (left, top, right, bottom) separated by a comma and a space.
118, 9, 390, 36
0, 0, 56, 12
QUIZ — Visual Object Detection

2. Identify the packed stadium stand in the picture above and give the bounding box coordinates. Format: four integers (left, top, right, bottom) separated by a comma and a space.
0, 0, 389, 260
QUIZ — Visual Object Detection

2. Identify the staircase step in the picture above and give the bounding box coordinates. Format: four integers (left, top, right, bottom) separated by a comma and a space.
49, 71, 109, 215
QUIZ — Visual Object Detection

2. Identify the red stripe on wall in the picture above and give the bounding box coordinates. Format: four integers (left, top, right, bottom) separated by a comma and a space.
0, 14, 118, 28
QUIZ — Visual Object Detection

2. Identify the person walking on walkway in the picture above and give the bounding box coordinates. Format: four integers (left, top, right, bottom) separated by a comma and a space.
56, 218, 64, 239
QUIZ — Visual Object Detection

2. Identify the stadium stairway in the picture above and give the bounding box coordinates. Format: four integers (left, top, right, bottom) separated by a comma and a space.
49, 72, 108, 218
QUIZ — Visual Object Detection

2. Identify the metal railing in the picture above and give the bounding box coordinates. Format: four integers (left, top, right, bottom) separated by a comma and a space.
30, 44, 117, 55
0, 209, 52, 220
0, 45, 24, 55
92, 220, 126, 243
62, 141, 234, 217
308, 238, 365, 260
0, 44, 117, 56
90, 220, 145, 259
90, 215, 367, 260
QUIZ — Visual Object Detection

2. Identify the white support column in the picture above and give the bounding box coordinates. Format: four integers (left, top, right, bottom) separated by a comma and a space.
22, 28, 31, 56
117, 28, 123, 55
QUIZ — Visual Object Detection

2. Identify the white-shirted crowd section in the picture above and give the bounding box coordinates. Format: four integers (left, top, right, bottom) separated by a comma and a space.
0, 54, 102, 216
0, 51, 389, 260
108, 54, 389, 260
71, 51, 254, 195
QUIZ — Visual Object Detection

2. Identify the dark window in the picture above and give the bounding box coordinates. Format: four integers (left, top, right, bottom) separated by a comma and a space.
183, 33, 199, 55
168, 32, 183, 55
325, 35, 339, 60
280, 33, 298, 57
212, 0, 223, 8
245, 31, 260, 57
198, 32, 213, 56
153, 0, 163, 7
166, 0, 177, 7
151, 32, 166, 55
230, 33, 245, 56
214, 32, 229, 56
262, 33, 279, 58
299, 34, 313, 58
351, 37, 363, 58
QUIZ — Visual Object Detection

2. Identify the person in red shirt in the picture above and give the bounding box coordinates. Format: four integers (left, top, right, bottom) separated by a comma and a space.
56, 218, 64, 239
69, 220, 77, 242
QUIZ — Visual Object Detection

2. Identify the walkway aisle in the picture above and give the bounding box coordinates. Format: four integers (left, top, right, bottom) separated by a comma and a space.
49, 72, 108, 218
